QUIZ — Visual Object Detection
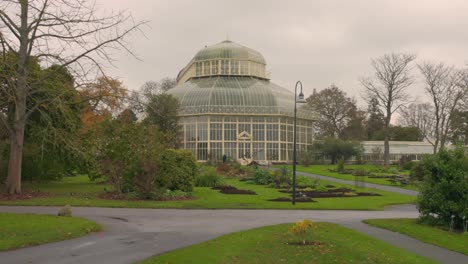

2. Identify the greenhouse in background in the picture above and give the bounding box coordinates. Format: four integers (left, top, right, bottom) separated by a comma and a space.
168, 40, 316, 162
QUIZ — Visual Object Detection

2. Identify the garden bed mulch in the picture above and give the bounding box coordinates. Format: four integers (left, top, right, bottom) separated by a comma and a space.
278, 188, 381, 198
0, 190, 52, 201
268, 197, 315, 202
212, 185, 256, 195
97, 192, 194, 201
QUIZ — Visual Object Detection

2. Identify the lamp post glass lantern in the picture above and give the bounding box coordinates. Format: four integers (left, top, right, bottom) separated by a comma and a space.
293, 81, 306, 205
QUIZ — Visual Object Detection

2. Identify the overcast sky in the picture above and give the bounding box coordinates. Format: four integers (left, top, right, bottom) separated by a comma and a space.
96, 0, 468, 107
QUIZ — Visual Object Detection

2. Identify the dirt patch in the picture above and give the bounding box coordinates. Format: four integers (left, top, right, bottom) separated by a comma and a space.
287, 241, 323, 246
0, 190, 52, 201
356, 192, 381, 196
97, 192, 193, 201
268, 197, 315, 202
299, 191, 346, 198
212, 185, 237, 191
212, 185, 256, 195
220, 189, 256, 195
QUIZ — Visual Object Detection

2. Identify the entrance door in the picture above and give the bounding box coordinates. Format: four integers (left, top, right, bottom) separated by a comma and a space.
238, 142, 251, 160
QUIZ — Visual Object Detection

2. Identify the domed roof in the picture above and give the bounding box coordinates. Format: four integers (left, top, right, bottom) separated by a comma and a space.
168, 76, 314, 120
193, 40, 266, 64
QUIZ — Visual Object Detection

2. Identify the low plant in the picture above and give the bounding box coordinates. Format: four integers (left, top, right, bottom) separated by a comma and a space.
402, 160, 418, 171
352, 169, 368, 176
388, 167, 399, 174
295, 176, 315, 188
216, 163, 231, 175
409, 162, 425, 182
336, 159, 345, 173
288, 219, 314, 245
251, 169, 272, 185
57, 205, 72, 217
270, 166, 291, 188
195, 167, 224, 187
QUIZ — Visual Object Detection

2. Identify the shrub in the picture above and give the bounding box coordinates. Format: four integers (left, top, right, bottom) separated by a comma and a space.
97, 121, 164, 195
295, 176, 316, 188
409, 162, 425, 182
216, 163, 231, 175
57, 205, 72, 217
289, 219, 314, 245
299, 151, 313, 167
336, 159, 345, 173
388, 167, 399, 174
195, 167, 224, 187
159, 149, 197, 192
402, 160, 418, 171
251, 169, 272, 185
417, 148, 468, 230
271, 166, 291, 187
352, 169, 368, 176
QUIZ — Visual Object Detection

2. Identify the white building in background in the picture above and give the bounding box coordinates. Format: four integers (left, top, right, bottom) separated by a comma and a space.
360, 141, 435, 162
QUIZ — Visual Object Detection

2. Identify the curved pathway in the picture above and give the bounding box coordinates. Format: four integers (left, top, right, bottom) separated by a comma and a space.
0, 205, 467, 264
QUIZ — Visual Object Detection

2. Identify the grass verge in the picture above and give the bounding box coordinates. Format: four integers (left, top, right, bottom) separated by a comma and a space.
0, 176, 414, 210
0, 213, 101, 251
364, 218, 468, 255
141, 222, 434, 264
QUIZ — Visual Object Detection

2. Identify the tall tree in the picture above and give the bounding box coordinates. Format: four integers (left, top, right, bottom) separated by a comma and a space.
144, 93, 180, 147
360, 53, 416, 165
341, 108, 367, 140
79, 76, 128, 132
131, 78, 176, 114
450, 110, 468, 145
366, 96, 386, 140
306, 85, 357, 139
0, 0, 144, 193
398, 102, 434, 142
418, 62, 467, 153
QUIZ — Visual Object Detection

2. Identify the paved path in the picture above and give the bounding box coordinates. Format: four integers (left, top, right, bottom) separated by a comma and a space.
270, 167, 419, 196
0, 205, 467, 264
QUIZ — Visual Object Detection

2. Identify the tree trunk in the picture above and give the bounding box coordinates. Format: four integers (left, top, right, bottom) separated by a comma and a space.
383, 110, 391, 166
6, 131, 24, 194
6, 93, 26, 194
0, 140, 5, 181
5, 0, 30, 194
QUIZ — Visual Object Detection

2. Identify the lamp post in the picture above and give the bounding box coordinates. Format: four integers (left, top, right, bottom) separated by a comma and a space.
292, 81, 306, 205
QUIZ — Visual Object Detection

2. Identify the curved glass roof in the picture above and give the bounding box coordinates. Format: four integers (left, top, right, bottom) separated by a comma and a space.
168, 76, 315, 120
193, 40, 266, 64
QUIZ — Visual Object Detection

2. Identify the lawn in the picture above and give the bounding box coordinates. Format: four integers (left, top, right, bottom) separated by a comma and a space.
0, 175, 415, 210
364, 218, 468, 255
277, 164, 419, 190
0, 213, 101, 251
141, 222, 435, 264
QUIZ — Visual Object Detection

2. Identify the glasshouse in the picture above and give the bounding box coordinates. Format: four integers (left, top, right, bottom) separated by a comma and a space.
168, 40, 316, 162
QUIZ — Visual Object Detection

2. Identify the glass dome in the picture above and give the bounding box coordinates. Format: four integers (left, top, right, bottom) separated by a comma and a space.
193, 40, 266, 64
170, 40, 316, 162
177, 40, 269, 83
169, 76, 314, 120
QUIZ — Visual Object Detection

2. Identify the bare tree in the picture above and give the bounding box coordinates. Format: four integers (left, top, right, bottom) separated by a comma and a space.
418, 62, 467, 153
398, 102, 434, 141
360, 53, 416, 165
0, 0, 145, 193
306, 85, 357, 139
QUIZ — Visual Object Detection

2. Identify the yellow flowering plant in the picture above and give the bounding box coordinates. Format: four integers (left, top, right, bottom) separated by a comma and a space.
288, 219, 314, 245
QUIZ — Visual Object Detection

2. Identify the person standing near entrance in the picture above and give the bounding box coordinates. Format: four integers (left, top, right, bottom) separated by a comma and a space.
222, 154, 227, 163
